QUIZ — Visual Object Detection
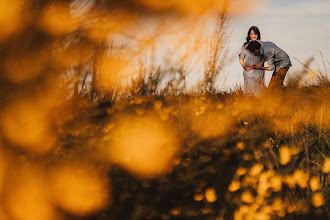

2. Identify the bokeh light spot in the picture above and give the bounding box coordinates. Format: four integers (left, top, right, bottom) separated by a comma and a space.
107, 116, 180, 177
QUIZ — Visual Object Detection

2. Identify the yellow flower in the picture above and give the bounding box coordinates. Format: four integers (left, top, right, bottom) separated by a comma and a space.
170, 208, 181, 215
284, 175, 296, 189
272, 198, 283, 212
290, 146, 300, 155
228, 180, 240, 192
322, 158, 330, 173
249, 164, 263, 176
279, 146, 291, 165
293, 170, 309, 188
205, 188, 217, 203
236, 167, 247, 176
241, 191, 254, 203
270, 175, 282, 192
236, 142, 245, 150
194, 194, 204, 201
309, 177, 320, 191
312, 193, 325, 207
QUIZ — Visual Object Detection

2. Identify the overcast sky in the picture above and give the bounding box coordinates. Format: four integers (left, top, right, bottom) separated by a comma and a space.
70, 0, 329, 91
220, 0, 330, 89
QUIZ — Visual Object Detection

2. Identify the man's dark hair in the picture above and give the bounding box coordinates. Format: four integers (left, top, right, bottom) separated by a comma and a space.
246, 41, 261, 53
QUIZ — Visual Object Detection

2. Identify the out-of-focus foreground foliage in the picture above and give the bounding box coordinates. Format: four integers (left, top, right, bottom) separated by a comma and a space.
1, 79, 330, 219
0, 0, 329, 219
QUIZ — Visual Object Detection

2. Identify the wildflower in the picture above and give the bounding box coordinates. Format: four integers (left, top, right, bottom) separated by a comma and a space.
249, 164, 263, 176
236, 167, 247, 176
293, 170, 309, 188
170, 208, 181, 215
228, 180, 240, 192
205, 188, 217, 203
272, 198, 283, 212
270, 175, 282, 192
241, 191, 254, 203
279, 146, 291, 165
290, 146, 300, 155
284, 175, 296, 189
201, 207, 212, 214
312, 193, 325, 207
194, 194, 204, 201
322, 158, 330, 173
236, 142, 245, 150
309, 177, 320, 191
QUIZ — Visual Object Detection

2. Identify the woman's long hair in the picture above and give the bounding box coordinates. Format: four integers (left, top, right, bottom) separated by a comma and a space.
244, 26, 261, 46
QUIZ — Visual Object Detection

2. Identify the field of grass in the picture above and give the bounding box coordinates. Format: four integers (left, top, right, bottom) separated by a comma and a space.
0, 1, 329, 219
1, 78, 330, 220
1, 75, 329, 220
53, 84, 329, 220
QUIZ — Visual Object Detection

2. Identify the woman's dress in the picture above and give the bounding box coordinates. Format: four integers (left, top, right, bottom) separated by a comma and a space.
239, 41, 265, 96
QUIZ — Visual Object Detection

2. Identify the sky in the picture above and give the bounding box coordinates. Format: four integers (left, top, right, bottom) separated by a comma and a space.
221, 0, 330, 89
68, 0, 329, 91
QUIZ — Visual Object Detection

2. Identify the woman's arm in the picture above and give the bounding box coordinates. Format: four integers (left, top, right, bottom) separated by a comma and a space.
239, 58, 254, 71
239, 57, 247, 70
239, 44, 254, 71
254, 58, 265, 69
250, 65, 270, 71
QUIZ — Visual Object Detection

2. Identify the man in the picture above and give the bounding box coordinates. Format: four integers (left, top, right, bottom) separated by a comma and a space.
246, 41, 292, 89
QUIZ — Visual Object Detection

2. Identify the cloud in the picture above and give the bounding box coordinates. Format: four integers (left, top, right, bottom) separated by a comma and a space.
70, 0, 268, 16
267, 1, 330, 17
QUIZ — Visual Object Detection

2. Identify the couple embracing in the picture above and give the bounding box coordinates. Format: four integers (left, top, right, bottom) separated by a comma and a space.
239, 26, 292, 96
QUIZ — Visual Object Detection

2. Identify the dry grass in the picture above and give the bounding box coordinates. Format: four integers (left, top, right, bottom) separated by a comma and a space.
0, 1, 329, 219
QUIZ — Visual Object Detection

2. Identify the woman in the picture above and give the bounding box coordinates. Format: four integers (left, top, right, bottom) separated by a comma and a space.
239, 26, 265, 96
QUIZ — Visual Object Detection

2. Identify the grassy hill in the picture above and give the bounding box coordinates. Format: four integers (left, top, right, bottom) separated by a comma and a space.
57, 84, 330, 219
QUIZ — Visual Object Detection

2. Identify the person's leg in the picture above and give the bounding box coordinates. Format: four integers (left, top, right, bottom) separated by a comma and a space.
268, 67, 289, 89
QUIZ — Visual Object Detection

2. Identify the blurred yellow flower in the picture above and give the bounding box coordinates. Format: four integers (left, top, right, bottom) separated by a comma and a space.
241, 191, 254, 203
290, 146, 300, 155
249, 164, 263, 176
260, 206, 272, 215
284, 175, 296, 189
255, 212, 270, 220
312, 193, 325, 208
1, 99, 56, 154
272, 198, 283, 212
243, 153, 252, 161
4, 165, 59, 220
293, 170, 309, 188
270, 175, 282, 192
309, 177, 320, 191
228, 180, 240, 192
236, 142, 245, 150
170, 208, 181, 215
50, 164, 110, 216
201, 207, 212, 214
279, 146, 291, 165
0, 0, 24, 41
322, 158, 330, 173
257, 179, 270, 196
236, 167, 247, 176
234, 205, 249, 220
107, 116, 180, 177
39, 2, 80, 35
205, 187, 217, 203
194, 194, 204, 201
